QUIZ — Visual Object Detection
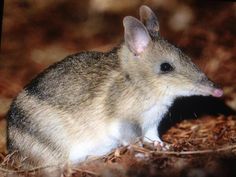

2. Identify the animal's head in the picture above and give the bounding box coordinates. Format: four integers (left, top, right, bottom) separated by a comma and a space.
120, 5, 223, 100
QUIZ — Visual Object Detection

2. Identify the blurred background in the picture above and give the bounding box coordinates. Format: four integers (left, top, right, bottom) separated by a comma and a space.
0, 0, 236, 153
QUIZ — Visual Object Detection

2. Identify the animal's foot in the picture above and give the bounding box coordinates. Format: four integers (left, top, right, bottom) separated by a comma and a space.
143, 136, 170, 150
153, 140, 170, 150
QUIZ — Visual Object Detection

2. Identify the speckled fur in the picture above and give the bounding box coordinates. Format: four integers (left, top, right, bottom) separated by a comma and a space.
7, 6, 218, 171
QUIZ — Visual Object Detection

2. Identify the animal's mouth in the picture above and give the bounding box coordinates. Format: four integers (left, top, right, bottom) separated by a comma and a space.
196, 85, 223, 98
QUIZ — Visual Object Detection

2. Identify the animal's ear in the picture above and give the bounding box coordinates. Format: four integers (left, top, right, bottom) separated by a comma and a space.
139, 5, 159, 37
123, 16, 151, 55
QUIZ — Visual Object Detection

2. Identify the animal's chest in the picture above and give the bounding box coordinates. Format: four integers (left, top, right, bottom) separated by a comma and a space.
141, 101, 170, 131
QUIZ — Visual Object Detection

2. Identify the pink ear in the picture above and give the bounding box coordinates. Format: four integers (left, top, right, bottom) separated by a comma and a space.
123, 16, 151, 55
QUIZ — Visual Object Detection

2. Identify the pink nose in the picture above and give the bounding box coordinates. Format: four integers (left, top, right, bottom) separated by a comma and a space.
212, 88, 223, 97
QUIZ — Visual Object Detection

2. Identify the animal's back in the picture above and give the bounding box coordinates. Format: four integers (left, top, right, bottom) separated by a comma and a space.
24, 49, 120, 110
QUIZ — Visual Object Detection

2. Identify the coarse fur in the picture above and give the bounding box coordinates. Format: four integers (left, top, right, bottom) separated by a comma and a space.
7, 5, 222, 172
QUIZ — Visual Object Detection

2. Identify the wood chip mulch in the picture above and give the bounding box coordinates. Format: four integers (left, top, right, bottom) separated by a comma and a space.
0, 115, 236, 177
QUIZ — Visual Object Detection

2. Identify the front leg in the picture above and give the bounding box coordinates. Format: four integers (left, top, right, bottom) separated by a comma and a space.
143, 125, 162, 143
143, 125, 170, 150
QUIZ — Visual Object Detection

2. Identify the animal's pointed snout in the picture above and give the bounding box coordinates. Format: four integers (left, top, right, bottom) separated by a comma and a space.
199, 77, 224, 98
211, 88, 223, 97
210, 82, 223, 97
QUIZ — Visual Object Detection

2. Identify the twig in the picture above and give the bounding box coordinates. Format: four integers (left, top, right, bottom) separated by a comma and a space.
0, 164, 61, 174
131, 144, 236, 156
73, 168, 99, 176
1, 151, 17, 166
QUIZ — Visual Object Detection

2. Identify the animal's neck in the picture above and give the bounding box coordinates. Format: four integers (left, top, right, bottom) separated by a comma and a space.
140, 96, 174, 131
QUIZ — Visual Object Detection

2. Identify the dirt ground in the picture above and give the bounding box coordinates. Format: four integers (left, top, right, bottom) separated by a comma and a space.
0, 0, 236, 176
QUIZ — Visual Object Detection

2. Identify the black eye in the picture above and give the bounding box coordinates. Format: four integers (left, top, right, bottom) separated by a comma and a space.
160, 62, 173, 73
